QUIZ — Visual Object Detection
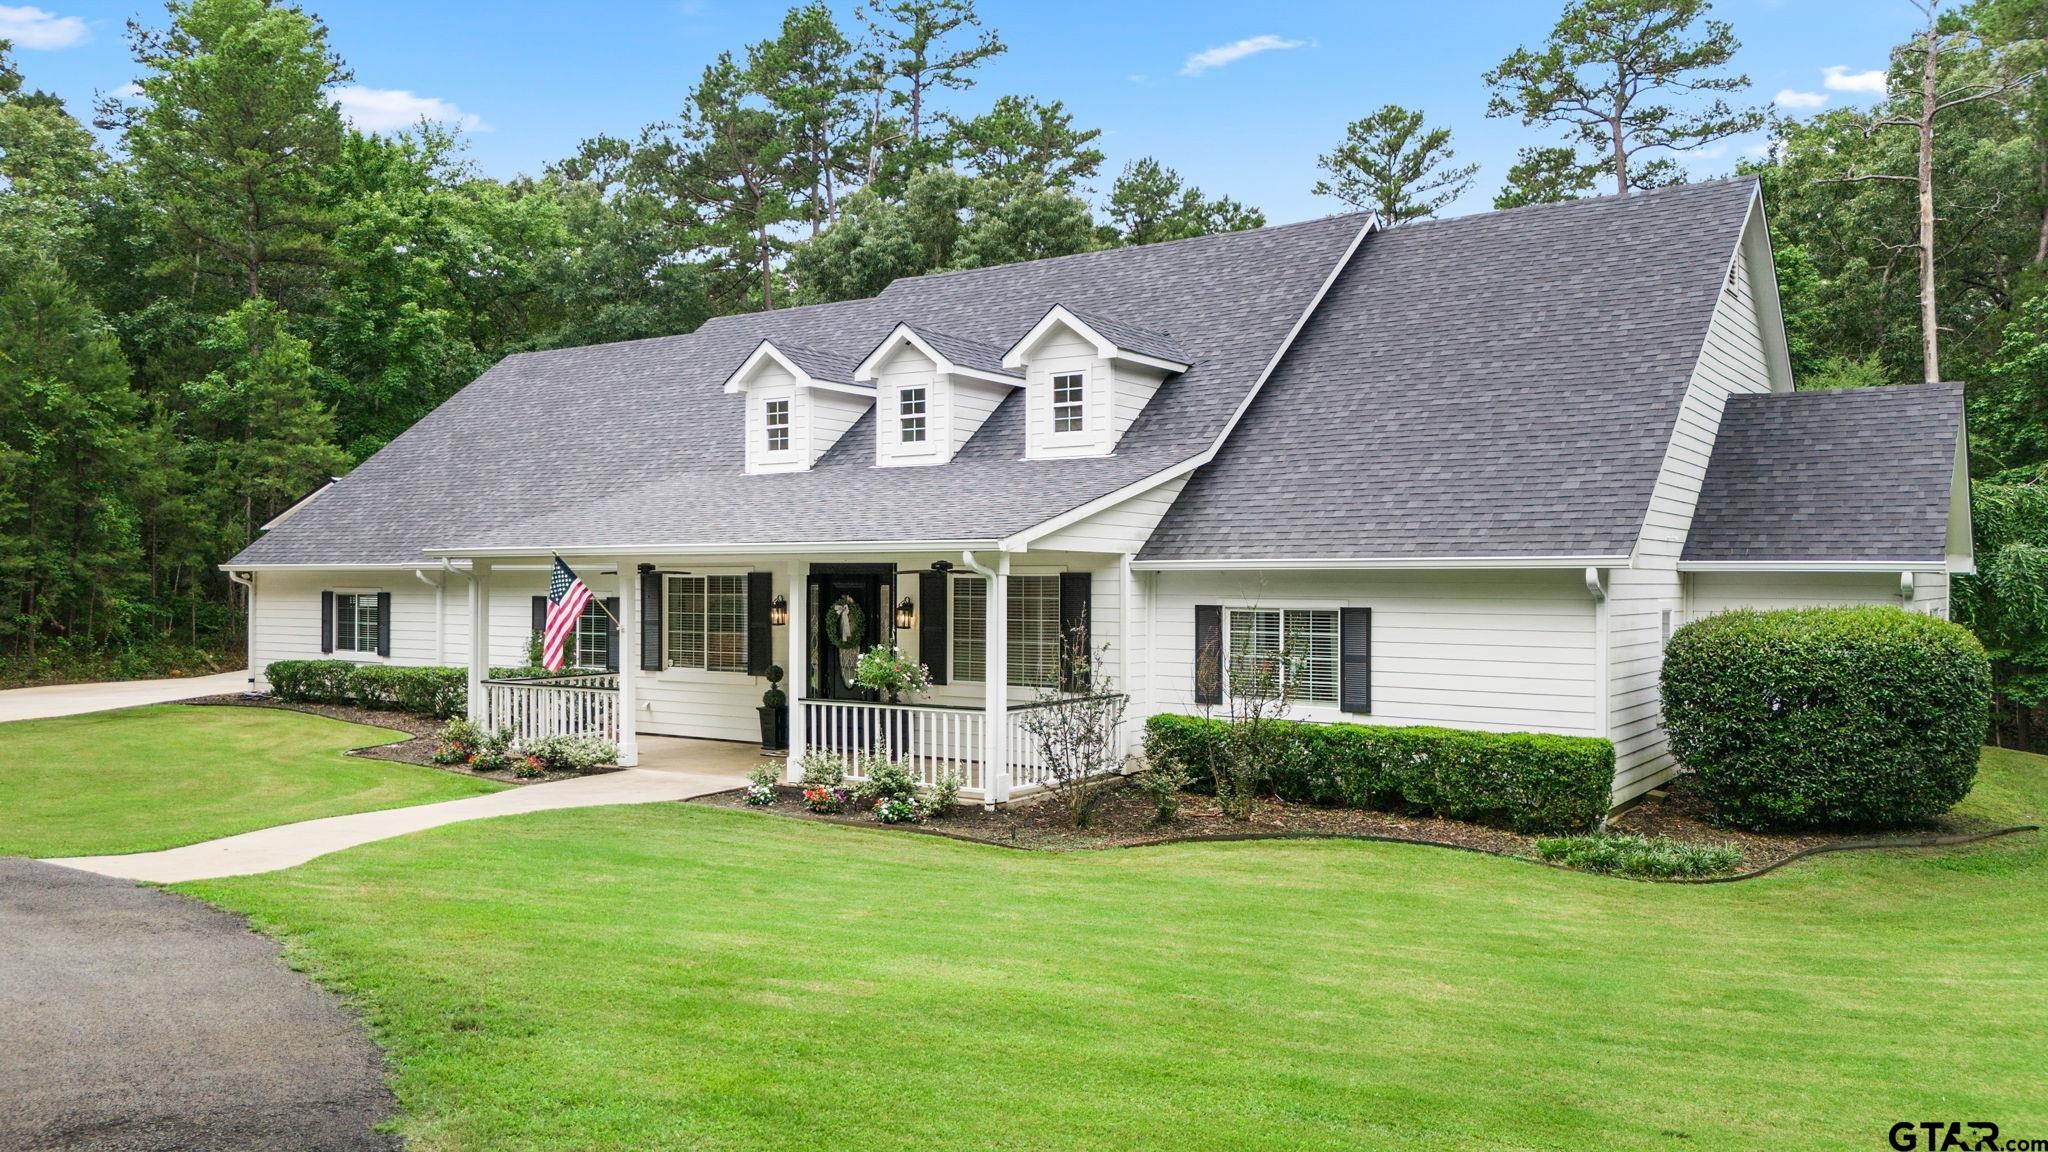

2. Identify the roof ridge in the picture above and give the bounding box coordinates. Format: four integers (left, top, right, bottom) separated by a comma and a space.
1387, 176, 1758, 234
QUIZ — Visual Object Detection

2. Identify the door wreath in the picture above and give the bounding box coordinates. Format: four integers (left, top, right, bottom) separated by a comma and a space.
826, 595, 867, 688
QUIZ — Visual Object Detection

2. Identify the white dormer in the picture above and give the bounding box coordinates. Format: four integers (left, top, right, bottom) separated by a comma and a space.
854, 324, 1022, 467
722, 340, 875, 473
1002, 305, 1190, 459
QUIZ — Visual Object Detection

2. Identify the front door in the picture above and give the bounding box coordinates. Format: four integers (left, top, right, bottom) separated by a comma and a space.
810, 569, 886, 700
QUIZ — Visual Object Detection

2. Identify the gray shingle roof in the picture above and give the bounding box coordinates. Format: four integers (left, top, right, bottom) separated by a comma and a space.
1681, 382, 1964, 565
230, 210, 1367, 565
1057, 306, 1190, 365
762, 339, 866, 387
897, 325, 1020, 379
1140, 179, 1762, 562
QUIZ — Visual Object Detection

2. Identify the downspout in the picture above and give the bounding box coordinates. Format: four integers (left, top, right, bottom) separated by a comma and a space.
1585, 567, 1609, 741
416, 568, 446, 666
227, 570, 256, 694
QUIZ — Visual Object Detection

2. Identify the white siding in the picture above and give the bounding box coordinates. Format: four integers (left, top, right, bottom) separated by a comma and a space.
808, 389, 872, 465
1022, 328, 1107, 458
870, 344, 1015, 467
1031, 476, 1190, 554
1684, 571, 1944, 615
1146, 569, 1601, 736
1606, 198, 1781, 801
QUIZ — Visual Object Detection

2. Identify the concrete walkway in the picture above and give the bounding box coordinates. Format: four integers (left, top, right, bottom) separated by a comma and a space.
50, 738, 753, 883
0, 669, 250, 723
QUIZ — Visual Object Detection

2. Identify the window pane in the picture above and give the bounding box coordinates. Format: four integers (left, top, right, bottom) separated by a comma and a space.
574, 600, 607, 668
336, 594, 358, 651
1285, 610, 1340, 705
666, 577, 704, 668
705, 575, 748, 673
357, 596, 380, 654
765, 399, 790, 453
1008, 575, 1060, 688
1052, 372, 1084, 433
1227, 609, 1281, 696
952, 578, 985, 682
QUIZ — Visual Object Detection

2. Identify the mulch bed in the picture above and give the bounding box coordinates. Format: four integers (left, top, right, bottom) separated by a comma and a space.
177, 694, 599, 785
694, 773, 2038, 879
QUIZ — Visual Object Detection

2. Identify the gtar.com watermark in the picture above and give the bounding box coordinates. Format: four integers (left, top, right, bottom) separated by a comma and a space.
1888, 1121, 2048, 1151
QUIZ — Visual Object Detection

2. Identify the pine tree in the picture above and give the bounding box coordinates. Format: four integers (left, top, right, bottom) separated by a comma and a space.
1312, 104, 1477, 224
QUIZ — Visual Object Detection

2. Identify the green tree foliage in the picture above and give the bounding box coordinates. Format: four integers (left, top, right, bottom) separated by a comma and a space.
1311, 104, 1477, 223
0, 269, 146, 659
1485, 0, 1762, 197
1493, 145, 1603, 209
856, 0, 1005, 171
1104, 158, 1265, 246
1956, 476, 2048, 745
105, 0, 350, 306
943, 94, 1104, 190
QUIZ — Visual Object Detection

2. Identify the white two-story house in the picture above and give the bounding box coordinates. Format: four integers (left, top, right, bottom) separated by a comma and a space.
226, 178, 1973, 807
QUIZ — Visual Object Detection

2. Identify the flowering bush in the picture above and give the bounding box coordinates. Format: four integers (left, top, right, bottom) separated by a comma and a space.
431, 718, 483, 765
517, 734, 619, 775
803, 785, 851, 814
871, 795, 924, 824
797, 753, 847, 787
513, 754, 548, 779
744, 764, 779, 806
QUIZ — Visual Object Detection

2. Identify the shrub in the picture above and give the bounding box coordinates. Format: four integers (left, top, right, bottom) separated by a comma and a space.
1144, 714, 1614, 834
432, 718, 484, 765
1136, 755, 1190, 824
390, 667, 466, 717
467, 726, 514, 773
744, 764, 779, 806
926, 769, 963, 818
347, 665, 403, 710
1661, 607, 1992, 830
517, 735, 618, 774
853, 756, 917, 806
266, 659, 355, 705
1535, 833, 1744, 879
796, 753, 846, 788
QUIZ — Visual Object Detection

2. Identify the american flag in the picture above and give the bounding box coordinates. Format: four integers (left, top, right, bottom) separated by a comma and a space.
542, 556, 594, 671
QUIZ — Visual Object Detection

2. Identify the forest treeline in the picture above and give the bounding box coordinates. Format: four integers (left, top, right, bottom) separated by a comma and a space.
8, 0, 2048, 744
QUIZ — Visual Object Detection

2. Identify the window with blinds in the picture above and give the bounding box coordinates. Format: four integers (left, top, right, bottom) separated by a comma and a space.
952, 577, 986, 682
951, 574, 1061, 686
665, 574, 749, 672
1227, 608, 1339, 705
335, 593, 380, 654
1009, 575, 1060, 687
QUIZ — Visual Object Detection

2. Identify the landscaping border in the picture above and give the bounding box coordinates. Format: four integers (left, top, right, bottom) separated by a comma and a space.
690, 787, 2040, 883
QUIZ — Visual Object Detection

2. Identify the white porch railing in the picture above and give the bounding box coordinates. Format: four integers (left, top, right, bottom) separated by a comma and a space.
801, 694, 1129, 798
803, 699, 988, 793
480, 673, 620, 744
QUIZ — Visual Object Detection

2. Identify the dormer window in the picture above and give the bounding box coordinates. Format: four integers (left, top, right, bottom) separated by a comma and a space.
900, 386, 927, 443
1052, 372, 1085, 433
765, 399, 790, 453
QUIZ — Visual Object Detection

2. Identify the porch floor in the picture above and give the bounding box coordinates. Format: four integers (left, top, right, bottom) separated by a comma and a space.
633, 735, 774, 777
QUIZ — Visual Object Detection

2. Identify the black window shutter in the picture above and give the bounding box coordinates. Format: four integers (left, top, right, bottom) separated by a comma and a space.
747, 571, 773, 676
604, 597, 620, 671
639, 568, 663, 672
919, 570, 949, 685
531, 595, 547, 639
1340, 607, 1372, 714
1060, 572, 1093, 690
320, 590, 334, 654
1193, 604, 1222, 705
376, 592, 392, 658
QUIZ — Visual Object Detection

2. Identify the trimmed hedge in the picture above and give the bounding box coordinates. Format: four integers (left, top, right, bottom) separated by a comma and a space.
266, 659, 467, 718
1661, 606, 1990, 830
1143, 713, 1615, 834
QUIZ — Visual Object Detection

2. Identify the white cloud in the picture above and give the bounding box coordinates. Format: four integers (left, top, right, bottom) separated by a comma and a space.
1744, 140, 1776, 158
1775, 88, 1828, 110
0, 5, 88, 49
1179, 34, 1309, 77
1823, 65, 1888, 95
334, 86, 488, 133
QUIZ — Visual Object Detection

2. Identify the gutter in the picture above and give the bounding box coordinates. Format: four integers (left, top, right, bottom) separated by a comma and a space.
1675, 560, 1954, 573
1131, 555, 1632, 572
425, 540, 1003, 560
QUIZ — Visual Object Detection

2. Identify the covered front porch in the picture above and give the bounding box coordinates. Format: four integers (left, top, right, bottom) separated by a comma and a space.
452, 546, 1140, 805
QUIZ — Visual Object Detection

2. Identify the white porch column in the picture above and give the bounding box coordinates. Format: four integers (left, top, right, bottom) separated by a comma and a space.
615, 560, 640, 766
985, 551, 1011, 805
785, 557, 808, 781
466, 559, 491, 727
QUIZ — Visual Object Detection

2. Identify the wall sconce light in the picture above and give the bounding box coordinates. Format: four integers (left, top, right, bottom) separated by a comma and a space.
770, 595, 789, 626
894, 597, 915, 629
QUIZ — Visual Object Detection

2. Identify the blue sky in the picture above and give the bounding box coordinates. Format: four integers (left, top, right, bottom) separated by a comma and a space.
6, 0, 1919, 222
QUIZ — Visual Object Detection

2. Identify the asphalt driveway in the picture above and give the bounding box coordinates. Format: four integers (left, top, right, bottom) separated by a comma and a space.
0, 859, 396, 1151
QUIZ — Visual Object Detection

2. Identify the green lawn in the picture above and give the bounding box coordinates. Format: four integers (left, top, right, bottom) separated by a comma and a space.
182, 749, 2048, 1151
0, 704, 503, 857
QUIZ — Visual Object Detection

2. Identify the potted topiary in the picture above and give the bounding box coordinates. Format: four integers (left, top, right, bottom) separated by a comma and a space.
758, 664, 789, 751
